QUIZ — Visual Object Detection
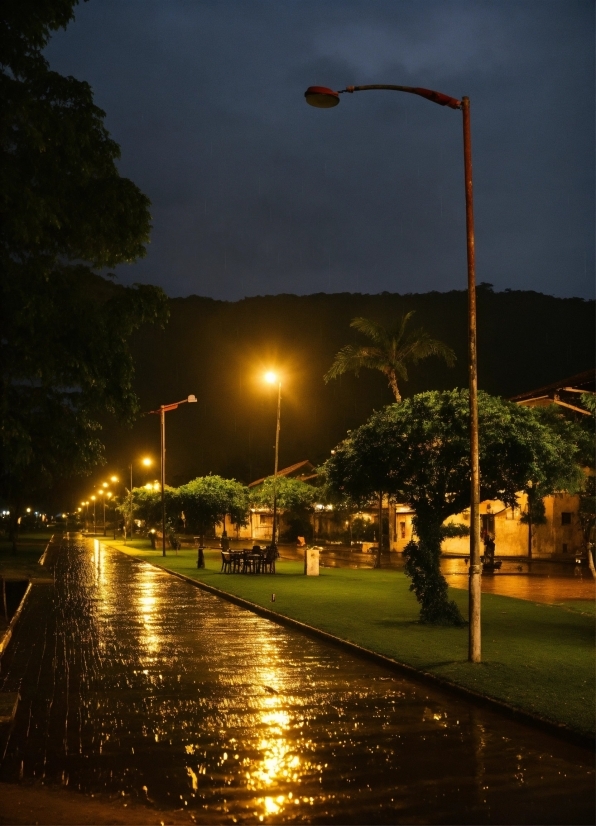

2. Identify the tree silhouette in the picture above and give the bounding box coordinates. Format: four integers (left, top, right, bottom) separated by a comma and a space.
324, 312, 456, 402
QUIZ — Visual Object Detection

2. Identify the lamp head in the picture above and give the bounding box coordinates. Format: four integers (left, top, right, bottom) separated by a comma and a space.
142, 457, 152, 467
110, 475, 118, 483
187, 394, 197, 403
264, 371, 278, 385
304, 86, 340, 108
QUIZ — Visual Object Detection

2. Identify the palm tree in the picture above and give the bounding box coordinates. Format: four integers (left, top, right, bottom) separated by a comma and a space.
324, 312, 456, 402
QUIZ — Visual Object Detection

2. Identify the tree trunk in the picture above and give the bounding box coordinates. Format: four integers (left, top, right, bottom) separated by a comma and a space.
388, 371, 401, 403
403, 515, 465, 626
588, 545, 596, 580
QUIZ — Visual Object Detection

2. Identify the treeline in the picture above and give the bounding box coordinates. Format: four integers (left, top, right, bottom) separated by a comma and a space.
118, 474, 317, 543
95, 286, 594, 497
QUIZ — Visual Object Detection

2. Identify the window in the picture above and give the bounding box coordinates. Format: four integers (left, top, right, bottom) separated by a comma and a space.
561, 512, 572, 525
400, 521, 406, 539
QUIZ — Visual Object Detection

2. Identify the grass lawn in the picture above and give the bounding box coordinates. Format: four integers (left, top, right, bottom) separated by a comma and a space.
0, 529, 55, 581
107, 538, 595, 739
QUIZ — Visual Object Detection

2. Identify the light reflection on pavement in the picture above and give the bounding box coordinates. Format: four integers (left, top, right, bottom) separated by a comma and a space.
279, 545, 596, 604
0, 536, 593, 824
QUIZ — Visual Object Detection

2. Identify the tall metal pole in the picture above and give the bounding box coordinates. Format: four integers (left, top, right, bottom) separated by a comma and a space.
127, 463, 133, 544
271, 382, 281, 547
160, 406, 166, 557
462, 96, 481, 663
304, 83, 482, 659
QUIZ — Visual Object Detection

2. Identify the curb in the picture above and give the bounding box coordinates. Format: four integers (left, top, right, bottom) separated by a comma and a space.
0, 582, 32, 658
106, 543, 594, 751
0, 535, 54, 659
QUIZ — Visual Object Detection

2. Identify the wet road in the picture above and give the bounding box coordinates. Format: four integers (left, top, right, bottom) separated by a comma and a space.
279, 546, 595, 604
0, 537, 593, 824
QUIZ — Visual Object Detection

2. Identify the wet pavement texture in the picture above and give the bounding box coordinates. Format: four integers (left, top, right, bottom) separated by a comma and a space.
280, 546, 595, 604
0, 537, 593, 824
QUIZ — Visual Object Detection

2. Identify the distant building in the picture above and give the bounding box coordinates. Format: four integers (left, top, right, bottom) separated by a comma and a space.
226, 461, 317, 542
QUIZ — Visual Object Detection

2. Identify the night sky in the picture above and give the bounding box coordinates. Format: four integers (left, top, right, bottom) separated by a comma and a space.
45, 0, 594, 300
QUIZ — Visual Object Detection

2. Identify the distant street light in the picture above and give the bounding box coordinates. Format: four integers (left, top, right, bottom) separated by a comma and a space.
264, 373, 282, 549
304, 82, 482, 662
148, 395, 198, 556
90, 495, 96, 534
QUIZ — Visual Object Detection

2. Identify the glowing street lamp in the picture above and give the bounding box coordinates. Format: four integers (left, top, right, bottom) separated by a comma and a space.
264, 372, 281, 548
148, 395, 198, 556
304, 82, 482, 663
90, 495, 97, 534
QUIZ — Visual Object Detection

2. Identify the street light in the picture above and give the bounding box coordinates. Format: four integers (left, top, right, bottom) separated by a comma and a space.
90, 495, 96, 534
148, 395, 198, 556
264, 372, 282, 549
305, 83, 482, 663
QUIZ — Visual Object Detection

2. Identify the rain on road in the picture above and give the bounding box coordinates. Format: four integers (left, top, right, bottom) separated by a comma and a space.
0, 537, 593, 824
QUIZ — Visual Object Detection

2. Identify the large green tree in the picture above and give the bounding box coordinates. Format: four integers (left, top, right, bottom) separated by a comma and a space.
178, 476, 249, 545
324, 390, 584, 625
324, 312, 456, 403
1, 0, 168, 537
250, 476, 317, 542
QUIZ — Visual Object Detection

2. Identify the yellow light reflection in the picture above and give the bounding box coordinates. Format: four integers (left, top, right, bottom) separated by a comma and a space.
135, 566, 162, 655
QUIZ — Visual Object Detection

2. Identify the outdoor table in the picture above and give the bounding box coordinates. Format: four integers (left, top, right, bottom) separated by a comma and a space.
243, 552, 263, 574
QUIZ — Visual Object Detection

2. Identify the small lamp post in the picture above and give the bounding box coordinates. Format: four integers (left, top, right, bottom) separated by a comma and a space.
304, 82, 482, 662
148, 395, 198, 556
264, 372, 281, 549
90, 495, 96, 535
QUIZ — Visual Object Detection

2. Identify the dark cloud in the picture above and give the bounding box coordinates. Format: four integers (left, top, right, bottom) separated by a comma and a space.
45, 0, 594, 299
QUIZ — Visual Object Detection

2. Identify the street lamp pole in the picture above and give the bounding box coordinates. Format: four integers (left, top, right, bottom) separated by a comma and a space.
264, 373, 282, 548
148, 395, 197, 557
305, 83, 482, 662
272, 379, 281, 548
129, 462, 133, 542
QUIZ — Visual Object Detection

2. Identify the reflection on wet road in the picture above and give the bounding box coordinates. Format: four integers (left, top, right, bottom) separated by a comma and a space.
0, 537, 593, 824
281, 546, 595, 604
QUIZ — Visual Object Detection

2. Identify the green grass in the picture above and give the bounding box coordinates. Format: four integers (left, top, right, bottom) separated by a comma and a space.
113, 540, 595, 737
0, 529, 55, 581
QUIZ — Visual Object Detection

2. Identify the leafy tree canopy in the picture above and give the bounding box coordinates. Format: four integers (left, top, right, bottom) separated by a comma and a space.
116, 486, 179, 530
1, 0, 168, 524
324, 390, 584, 624
178, 476, 249, 537
250, 476, 317, 512
324, 312, 455, 402
325, 390, 583, 520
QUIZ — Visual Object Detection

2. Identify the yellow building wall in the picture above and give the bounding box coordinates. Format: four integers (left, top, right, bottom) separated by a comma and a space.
392, 491, 584, 560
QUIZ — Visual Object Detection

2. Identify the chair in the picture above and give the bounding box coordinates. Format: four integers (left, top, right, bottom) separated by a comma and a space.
262, 545, 276, 574
220, 551, 232, 573
230, 552, 243, 573
243, 551, 261, 574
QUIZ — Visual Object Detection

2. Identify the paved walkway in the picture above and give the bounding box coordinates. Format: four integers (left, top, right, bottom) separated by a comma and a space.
0, 536, 593, 824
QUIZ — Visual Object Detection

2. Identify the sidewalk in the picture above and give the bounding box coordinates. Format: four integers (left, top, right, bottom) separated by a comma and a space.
106, 540, 595, 741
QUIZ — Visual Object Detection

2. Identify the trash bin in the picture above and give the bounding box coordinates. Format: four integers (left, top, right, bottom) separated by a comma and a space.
306, 547, 319, 576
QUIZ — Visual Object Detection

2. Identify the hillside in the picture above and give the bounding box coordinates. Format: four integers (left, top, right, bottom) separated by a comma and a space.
90, 287, 594, 496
